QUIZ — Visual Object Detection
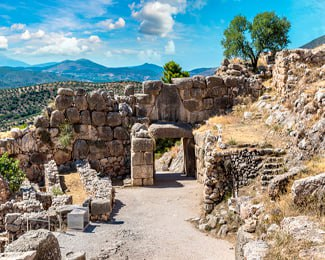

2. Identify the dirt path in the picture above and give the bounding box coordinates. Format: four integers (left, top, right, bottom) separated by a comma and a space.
56, 173, 235, 260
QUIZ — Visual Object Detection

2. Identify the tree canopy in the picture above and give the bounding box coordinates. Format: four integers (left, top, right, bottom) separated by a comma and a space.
221, 12, 291, 70
161, 61, 190, 83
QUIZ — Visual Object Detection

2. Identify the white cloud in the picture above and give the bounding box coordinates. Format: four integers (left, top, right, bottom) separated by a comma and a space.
89, 35, 101, 43
21, 30, 31, 40
98, 18, 126, 30
33, 34, 90, 55
105, 48, 161, 62
165, 40, 175, 54
190, 0, 207, 10
34, 30, 45, 38
132, 1, 178, 37
10, 23, 26, 31
0, 36, 8, 49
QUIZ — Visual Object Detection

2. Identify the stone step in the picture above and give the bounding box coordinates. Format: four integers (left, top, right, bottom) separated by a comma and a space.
263, 168, 284, 175
265, 157, 284, 163
263, 163, 284, 169
261, 175, 274, 181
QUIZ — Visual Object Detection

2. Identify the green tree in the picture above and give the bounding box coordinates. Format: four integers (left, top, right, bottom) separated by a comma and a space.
0, 153, 25, 193
221, 12, 291, 70
161, 61, 190, 83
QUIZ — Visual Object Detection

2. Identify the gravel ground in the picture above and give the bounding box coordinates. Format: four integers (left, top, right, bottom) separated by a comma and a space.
56, 173, 235, 260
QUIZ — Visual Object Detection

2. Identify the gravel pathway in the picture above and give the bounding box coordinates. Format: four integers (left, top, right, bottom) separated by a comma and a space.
56, 173, 235, 260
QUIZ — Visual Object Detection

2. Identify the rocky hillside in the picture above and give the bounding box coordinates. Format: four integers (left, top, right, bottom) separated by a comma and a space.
301, 36, 325, 49
189, 45, 325, 260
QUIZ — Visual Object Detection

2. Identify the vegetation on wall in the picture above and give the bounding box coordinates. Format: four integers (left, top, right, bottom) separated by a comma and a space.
59, 123, 73, 149
161, 61, 190, 83
222, 11, 291, 70
0, 153, 25, 193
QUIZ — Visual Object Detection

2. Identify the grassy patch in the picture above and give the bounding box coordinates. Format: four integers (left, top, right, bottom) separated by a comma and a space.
59, 123, 73, 149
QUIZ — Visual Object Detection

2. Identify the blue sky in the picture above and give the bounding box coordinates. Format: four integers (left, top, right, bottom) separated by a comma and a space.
0, 0, 324, 69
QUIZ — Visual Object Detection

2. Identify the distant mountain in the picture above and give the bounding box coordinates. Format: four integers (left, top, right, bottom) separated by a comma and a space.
30, 62, 59, 68
301, 35, 325, 49
0, 57, 216, 88
190, 67, 216, 76
0, 54, 30, 67
0, 67, 72, 88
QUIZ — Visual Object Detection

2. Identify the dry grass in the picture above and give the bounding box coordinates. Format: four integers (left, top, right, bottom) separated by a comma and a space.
63, 172, 88, 205
195, 114, 286, 148
305, 156, 325, 176
0, 131, 12, 139
265, 231, 314, 260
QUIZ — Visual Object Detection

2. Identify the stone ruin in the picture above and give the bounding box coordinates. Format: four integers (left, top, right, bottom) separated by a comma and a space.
0, 61, 269, 255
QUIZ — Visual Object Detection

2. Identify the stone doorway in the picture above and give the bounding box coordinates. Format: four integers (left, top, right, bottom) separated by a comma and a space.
149, 122, 196, 178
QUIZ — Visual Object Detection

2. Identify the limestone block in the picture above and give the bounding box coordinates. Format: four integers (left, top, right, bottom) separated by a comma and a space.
74, 95, 88, 110
107, 112, 122, 127
148, 122, 193, 139
54, 150, 71, 165
144, 152, 153, 165
66, 107, 80, 124
132, 165, 154, 179
21, 132, 37, 152
55, 95, 73, 111
132, 178, 142, 186
87, 92, 106, 111
143, 178, 154, 186
193, 75, 206, 89
34, 115, 49, 128
58, 88, 74, 96
132, 138, 154, 152
224, 76, 238, 88
108, 140, 124, 156
91, 199, 111, 215
97, 126, 113, 141
171, 77, 193, 90
50, 110, 65, 127
73, 140, 89, 159
135, 94, 153, 105
74, 125, 98, 140
191, 88, 203, 99
131, 152, 144, 166
80, 110, 91, 125
30, 153, 47, 164
143, 80, 162, 96
113, 127, 129, 140
203, 98, 214, 110
92, 111, 106, 126
89, 141, 108, 160
206, 76, 224, 88
183, 99, 200, 112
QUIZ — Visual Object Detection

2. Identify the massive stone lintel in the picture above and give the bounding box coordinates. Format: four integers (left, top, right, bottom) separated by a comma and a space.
148, 122, 193, 139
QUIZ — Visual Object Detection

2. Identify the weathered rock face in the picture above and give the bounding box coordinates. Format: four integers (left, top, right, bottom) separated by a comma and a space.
0, 175, 10, 203
292, 172, 325, 210
5, 229, 61, 260
136, 74, 262, 124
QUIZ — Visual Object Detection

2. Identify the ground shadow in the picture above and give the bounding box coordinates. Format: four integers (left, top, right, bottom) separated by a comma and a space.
108, 199, 126, 224
146, 172, 196, 189
84, 223, 99, 233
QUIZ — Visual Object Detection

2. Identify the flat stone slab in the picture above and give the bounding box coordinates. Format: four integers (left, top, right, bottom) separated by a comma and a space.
148, 122, 193, 139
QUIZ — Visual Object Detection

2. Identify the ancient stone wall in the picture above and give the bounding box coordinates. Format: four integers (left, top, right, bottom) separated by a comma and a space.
130, 124, 155, 186
0, 175, 10, 204
135, 74, 263, 124
194, 131, 285, 214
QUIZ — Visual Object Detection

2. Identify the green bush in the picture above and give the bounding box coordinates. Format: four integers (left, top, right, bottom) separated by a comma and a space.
161, 61, 190, 83
0, 153, 25, 193
59, 123, 73, 148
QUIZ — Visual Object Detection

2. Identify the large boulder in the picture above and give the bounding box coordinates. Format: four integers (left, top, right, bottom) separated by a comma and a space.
50, 110, 65, 128
55, 95, 73, 111
73, 140, 89, 159
5, 229, 61, 260
107, 112, 122, 127
292, 172, 325, 207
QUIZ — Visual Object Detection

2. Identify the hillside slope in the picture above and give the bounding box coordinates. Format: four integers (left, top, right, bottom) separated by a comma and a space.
300, 35, 325, 49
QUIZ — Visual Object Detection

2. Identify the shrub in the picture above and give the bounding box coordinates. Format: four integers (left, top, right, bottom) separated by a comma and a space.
161, 61, 190, 83
52, 186, 64, 196
227, 137, 238, 146
59, 123, 73, 148
0, 153, 25, 193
